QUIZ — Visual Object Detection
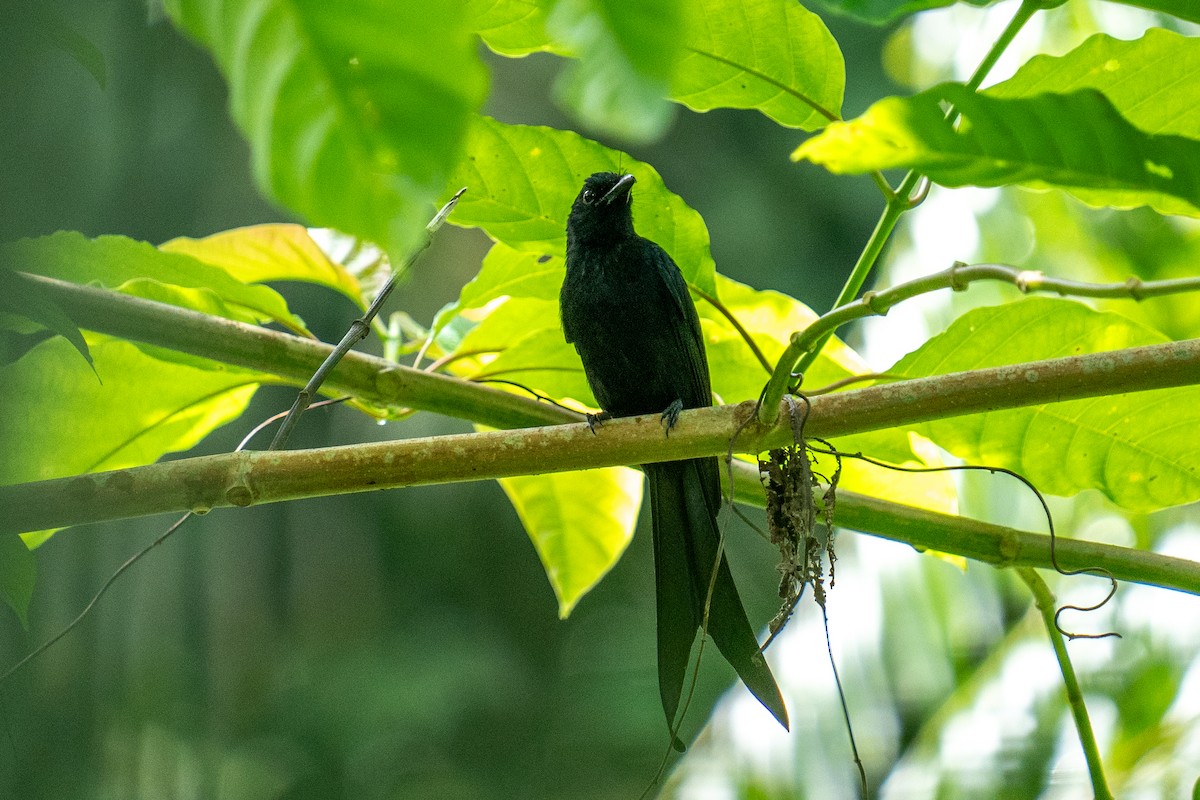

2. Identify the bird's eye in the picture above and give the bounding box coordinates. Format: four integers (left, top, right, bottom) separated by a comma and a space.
581, 189, 596, 205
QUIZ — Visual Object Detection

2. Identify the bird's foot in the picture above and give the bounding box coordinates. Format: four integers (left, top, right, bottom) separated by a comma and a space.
585, 410, 611, 434
660, 399, 684, 437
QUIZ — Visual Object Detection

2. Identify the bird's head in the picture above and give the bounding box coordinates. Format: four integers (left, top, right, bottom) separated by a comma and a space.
566, 172, 636, 246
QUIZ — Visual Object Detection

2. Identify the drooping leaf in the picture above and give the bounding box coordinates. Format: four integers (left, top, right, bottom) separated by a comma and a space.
498, 466, 643, 617
988, 29, 1200, 139
161, 224, 369, 310
795, 83, 1200, 217
672, 0, 845, 129
0, 533, 36, 626
890, 297, 1200, 512
0, 267, 93, 370
448, 117, 718, 294
165, 0, 488, 258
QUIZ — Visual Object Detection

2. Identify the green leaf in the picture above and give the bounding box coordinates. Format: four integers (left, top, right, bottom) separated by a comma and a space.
1117, 0, 1200, 24
0, 533, 36, 626
446, 297, 595, 405
801, 0, 992, 25
498, 466, 642, 617
988, 29, 1200, 139
166, 0, 488, 258
794, 83, 1200, 217
161, 224, 370, 310
0, 267, 93, 371
449, 117, 718, 294
3, 232, 306, 332
891, 297, 1200, 512
1, 335, 263, 546
549, 0, 682, 142
810, 0, 1199, 24
468, 0, 560, 56
431, 242, 564, 334
698, 273, 864, 405
672, 0, 845, 129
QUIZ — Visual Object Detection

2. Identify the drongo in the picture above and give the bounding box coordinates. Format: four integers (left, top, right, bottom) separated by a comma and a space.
559, 172, 788, 735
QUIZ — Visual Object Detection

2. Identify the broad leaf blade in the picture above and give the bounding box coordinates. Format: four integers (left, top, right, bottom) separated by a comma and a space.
803, 0, 991, 25
988, 29, 1200, 139
468, 0, 560, 56
161, 224, 369, 310
499, 467, 643, 617
166, 0, 487, 257
795, 83, 1200, 217
4, 232, 305, 331
549, 0, 682, 142
672, 0, 845, 129
448, 117, 718, 294
891, 298, 1200, 512
1, 335, 263, 546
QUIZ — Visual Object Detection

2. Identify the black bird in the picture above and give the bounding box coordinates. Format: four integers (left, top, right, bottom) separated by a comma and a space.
560, 172, 788, 735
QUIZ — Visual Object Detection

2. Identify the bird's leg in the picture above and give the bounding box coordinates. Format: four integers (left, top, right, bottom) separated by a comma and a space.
660, 399, 684, 437
585, 410, 612, 434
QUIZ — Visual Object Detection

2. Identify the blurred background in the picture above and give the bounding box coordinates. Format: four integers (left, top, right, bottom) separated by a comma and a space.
2, 0, 1199, 798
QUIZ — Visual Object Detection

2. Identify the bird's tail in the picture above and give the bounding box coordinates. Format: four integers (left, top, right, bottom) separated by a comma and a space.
645, 458, 789, 732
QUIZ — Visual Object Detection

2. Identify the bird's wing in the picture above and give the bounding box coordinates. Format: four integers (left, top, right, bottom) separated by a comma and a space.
646, 241, 712, 409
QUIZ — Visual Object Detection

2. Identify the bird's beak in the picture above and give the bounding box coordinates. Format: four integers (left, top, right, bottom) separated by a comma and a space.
600, 173, 636, 205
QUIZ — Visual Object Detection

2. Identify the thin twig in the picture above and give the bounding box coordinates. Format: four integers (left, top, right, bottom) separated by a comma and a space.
689, 283, 774, 375
760, 263, 1200, 425
268, 188, 467, 450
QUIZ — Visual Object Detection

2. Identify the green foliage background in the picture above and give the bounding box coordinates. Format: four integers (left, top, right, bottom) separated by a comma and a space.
2, 0, 1199, 798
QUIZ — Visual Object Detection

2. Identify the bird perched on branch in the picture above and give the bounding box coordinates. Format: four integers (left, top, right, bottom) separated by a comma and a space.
559, 171, 788, 739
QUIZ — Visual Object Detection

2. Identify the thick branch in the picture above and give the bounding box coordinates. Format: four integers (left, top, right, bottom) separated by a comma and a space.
4, 337, 1200, 528
25, 274, 577, 431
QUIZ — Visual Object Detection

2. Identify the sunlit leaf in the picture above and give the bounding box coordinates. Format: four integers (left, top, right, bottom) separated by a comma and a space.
549, 0, 681, 142
1, 336, 264, 546
161, 224, 369, 310
468, 0, 559, 56
431, 242, 564, 335
165, 0, 487, 257
448, 117, 718, 294
3, 232, 305, 331
801, 0, 992, 25
891, 298, 1200, 511
498, 466, 643, 617
795, 83, 1200, 217
988, 29, 1200, 139
672, 0, 845, 129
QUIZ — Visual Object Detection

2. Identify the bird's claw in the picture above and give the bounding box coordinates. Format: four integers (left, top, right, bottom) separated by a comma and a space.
585, 411, 611, 434
660, 399, 684, 437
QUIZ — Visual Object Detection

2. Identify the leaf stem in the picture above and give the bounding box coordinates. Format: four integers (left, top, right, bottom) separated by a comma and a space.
779, 263, 1200, 385
1017, 568, 1115, 800
689, 283, 774, 374
267, 188, 466, 450
761, 0, 1044, 426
